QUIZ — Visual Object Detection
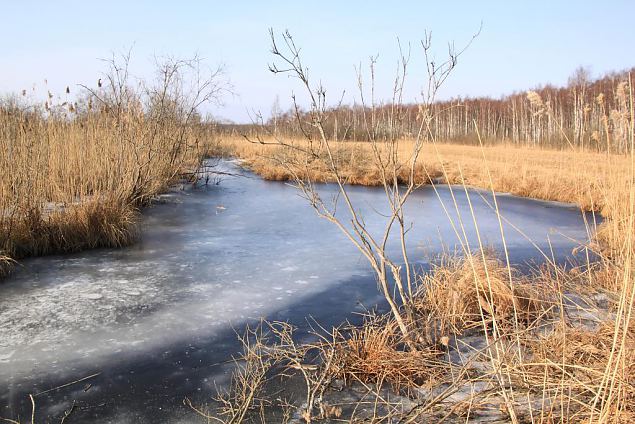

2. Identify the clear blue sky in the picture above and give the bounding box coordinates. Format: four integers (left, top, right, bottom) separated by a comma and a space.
2, 1, 634, 123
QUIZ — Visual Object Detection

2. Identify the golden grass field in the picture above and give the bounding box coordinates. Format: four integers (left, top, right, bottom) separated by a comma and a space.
212, 136, 626, 212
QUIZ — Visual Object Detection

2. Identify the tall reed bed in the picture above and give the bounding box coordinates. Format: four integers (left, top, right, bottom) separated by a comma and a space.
0, 55, 223, 276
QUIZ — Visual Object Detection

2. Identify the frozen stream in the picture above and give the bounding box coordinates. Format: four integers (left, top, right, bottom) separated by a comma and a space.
0, 159, 595, 423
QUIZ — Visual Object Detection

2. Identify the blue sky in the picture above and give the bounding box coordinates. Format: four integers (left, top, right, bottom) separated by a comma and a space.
2, 1, 634, 122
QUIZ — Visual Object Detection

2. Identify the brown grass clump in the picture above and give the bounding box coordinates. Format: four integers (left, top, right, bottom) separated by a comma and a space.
328, 313, 449, 390
416, 252, 549, 335
532, 321, 634, 380
241, 143, 400, 186
6, 199, 138, 258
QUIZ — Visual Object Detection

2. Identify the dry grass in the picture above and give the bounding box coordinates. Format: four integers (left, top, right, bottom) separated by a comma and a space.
496, 320, 635, 423
328, 312, 449, 390
0, 56, 221, 276
211, 135, 626, 213
188, 248, 632, 422
416, 252, 551, 336
0, 107, 201, 275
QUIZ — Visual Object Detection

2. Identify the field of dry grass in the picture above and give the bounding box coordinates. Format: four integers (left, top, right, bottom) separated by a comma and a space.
211, 136, 626, 212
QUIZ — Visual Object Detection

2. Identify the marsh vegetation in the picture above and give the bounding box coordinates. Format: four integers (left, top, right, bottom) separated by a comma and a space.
1, 28, 634, 424
0, 53, 224, 276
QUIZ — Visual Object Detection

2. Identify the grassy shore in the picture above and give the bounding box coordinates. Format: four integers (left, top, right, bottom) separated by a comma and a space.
0, 57, 222, 277
3, 115, 632, 421
1, 58, 632, 422
0, 104, 207, 276
211, 136, 626, 211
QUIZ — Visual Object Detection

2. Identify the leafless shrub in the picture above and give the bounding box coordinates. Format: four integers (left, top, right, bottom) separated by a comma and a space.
245, 28, 478, 349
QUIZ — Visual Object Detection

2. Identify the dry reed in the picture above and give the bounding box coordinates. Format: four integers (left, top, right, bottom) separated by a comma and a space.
0, 55, 223, 277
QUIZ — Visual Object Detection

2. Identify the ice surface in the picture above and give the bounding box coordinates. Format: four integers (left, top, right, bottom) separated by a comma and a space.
0, 159, 596, 422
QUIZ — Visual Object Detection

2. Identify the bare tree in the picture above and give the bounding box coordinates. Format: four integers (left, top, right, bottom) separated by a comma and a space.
250, 29, 477, 347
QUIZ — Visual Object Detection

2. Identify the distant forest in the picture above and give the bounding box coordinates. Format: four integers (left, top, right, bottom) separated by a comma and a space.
218, 67, 634, 153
